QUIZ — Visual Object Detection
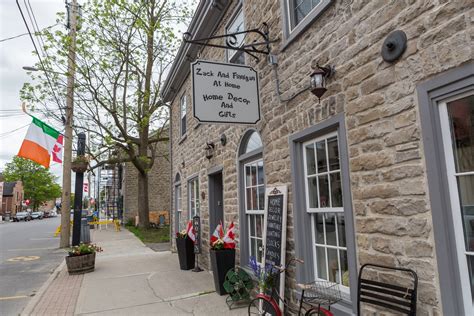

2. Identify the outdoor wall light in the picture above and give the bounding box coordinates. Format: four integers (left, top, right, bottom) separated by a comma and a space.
310, 65, 333, 101
205, 142, 215, 160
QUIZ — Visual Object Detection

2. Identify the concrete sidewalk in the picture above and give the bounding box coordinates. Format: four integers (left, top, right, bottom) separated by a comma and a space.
24, 228, 247, 315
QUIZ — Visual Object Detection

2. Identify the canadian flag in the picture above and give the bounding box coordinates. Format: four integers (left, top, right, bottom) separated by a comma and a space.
83, 183, 89, 193
186, 220, 196, 242
210, 222, 224, 246
223, 221, 236, 249
52, 135, 63, 163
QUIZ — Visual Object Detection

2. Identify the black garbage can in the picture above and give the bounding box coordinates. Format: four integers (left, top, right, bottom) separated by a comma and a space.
81, 218, 91, 243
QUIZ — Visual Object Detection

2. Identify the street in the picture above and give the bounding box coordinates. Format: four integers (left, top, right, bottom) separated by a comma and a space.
0, 216, 66, 316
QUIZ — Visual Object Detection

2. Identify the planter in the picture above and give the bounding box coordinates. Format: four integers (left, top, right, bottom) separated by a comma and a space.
176, 237, 195, 270
71, 161, 88, 173
66, 252, 96, 274
210, 248, 235, 295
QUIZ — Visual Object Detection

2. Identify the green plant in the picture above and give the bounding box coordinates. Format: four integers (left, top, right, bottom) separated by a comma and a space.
176, 228, 188, 239
125, 217, 135, 227
72, 155, 88, 164
69, 243, 103, 257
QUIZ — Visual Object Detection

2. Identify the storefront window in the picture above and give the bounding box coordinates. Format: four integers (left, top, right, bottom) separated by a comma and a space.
188, 177, 199, 219
303, 132, 348, 287
239, 130, 265, 266
440, 93, 474, 305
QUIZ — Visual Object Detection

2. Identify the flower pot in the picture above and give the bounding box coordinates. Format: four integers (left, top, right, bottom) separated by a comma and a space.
66, 252, 96, 275
176, 237, 195, 270
210, 248, 235, 295
71, 161, 88, 173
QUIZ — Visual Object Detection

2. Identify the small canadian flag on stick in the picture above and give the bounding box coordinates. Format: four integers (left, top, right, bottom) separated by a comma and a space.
52, 134, 63, 163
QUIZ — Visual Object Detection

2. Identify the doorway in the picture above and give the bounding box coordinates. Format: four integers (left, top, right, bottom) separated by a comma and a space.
208, 171, 223, 233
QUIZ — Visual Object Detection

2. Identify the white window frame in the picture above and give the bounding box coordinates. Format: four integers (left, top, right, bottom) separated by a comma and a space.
287, 0, 324, 31
175, 183, 182, 231
188, 177, 199, 220
439, 91, 474, 314
244, 159, 265, 263
225, 7, 245, 64
302, 131, 349, 295
180, 94, 187, 137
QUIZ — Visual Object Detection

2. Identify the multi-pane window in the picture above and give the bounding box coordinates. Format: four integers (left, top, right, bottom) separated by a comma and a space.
226, 9, 245, 65
303, 132, 348, 287
245, 159, 265, 263
188, 177, 199, 219
289, 0, 322, 30
176, 184, 182, 231
180, 95, 187, 137
439, 94, 474, 304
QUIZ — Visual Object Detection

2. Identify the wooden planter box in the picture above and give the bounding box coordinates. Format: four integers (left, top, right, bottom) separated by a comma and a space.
176, 237, 195, 270
210, 248, 235, 295
66, 252, 96, 274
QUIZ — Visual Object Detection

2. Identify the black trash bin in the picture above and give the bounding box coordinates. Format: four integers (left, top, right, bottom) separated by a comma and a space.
81, 218, 91, 243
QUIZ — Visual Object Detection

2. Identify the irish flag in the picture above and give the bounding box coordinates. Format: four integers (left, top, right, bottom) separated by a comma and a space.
18, 117, 60, 168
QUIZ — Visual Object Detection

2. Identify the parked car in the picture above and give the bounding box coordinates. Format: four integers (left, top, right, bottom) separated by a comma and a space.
31, 211, 44, 220
49, 210, 58, 217
13, 211, 32, 222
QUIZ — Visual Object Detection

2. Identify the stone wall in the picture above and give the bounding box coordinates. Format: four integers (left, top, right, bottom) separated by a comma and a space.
170, 0, 473, 314
123, 141, 171, 223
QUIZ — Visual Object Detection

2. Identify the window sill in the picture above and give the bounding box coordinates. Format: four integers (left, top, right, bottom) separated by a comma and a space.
178, 134, 187, 145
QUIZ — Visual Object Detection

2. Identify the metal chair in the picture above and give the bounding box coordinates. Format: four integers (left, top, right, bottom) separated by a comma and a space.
357, 263, 418, 316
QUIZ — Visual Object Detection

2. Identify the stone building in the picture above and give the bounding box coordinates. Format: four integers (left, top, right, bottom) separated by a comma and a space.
0, 181, 24, 218
162, 0, 473, 315
122, 140, 171, 224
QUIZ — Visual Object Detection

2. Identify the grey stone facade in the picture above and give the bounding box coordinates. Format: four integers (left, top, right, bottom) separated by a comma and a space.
163, 1, 473, 315
122, 141, 171, 223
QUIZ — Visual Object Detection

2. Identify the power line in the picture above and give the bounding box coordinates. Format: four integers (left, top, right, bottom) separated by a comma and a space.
0, 23, 59, 43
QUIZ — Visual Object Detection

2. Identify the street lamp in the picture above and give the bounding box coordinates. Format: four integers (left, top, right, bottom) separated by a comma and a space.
22, 66, 66, 76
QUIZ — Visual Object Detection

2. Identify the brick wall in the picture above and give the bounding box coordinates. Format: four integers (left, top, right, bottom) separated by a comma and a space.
169, 1, 473, 314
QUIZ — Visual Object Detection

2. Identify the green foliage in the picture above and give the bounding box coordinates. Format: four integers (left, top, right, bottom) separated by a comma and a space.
126, 224, 170, 243
69, 243, 103, 256
3, 156, 61, 210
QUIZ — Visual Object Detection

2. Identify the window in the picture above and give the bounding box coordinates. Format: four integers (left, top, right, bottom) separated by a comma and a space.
239, 130, 265, 266
417, 63, 473, 315
226, 8, 245, 65
245, 159, 265, 263
175, 173, 182, 233
303, 132, 348, 287
281, 0, 331, 47
188, 177, 199, 219
439, 93, 474, 311
180, 95, 187, 137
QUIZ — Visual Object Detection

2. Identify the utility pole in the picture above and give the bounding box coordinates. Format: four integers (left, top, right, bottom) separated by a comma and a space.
60, 0, 78, 248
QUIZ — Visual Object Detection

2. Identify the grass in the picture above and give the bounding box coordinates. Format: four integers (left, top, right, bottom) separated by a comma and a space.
126, 224, 170, 243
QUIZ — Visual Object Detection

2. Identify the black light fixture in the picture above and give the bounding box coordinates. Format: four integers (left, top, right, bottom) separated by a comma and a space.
310, 65, 333, 101
205, 142, 215, 160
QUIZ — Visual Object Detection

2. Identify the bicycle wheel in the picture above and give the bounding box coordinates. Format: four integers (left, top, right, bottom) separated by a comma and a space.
248, 297, 279, 316
305, 307, 333, 316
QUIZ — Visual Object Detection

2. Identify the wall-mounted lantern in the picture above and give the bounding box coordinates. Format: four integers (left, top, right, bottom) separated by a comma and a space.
205, 142, 215, 160
310, 65, 333, 101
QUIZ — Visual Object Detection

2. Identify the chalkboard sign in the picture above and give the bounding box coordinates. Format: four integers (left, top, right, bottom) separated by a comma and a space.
263, 186, 287, 312
193, 216, 201, 254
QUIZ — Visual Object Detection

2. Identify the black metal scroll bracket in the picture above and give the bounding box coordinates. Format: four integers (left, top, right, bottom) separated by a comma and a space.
183, 23, 278, 62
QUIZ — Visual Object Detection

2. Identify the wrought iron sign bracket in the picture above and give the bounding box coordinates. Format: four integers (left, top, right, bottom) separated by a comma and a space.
183, 23, 278, 62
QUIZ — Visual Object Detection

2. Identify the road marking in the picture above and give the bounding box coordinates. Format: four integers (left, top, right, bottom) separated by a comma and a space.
7, 247, 56, 251
0, 295, 29, 301
7, 256, 40, 262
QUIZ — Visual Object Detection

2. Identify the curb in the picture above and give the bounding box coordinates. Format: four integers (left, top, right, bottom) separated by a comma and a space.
21, 259, 66, 316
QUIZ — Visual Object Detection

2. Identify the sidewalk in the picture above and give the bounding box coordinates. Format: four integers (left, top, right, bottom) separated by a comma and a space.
23, 228, 247, 315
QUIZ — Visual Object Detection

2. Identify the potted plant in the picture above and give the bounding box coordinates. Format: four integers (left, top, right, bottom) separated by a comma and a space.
176, 228, 195, 270
66, 243, 102, 274
209, 222, 236, 295
249, 256, 277, 294
71, 155, 88, 173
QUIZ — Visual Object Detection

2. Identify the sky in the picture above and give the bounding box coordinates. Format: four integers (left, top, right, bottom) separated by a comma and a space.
0, 0, 65, 181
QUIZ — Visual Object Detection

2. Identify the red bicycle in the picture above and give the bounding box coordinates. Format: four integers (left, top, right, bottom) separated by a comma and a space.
247, 258, 340, 316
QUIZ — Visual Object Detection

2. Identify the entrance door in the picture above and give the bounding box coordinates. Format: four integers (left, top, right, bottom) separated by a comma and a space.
209, 171, 224, 233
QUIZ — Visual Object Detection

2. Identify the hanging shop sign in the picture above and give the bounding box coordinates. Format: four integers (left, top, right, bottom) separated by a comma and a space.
192, 60, 260, 125
263, 185, 288, 311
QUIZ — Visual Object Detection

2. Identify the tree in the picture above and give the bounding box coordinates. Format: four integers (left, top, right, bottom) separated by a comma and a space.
21, 0, 194, 227
3, 157, 62, 210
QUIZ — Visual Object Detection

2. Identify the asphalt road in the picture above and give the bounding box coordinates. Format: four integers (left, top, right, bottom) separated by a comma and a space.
0, 216, 66, 316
